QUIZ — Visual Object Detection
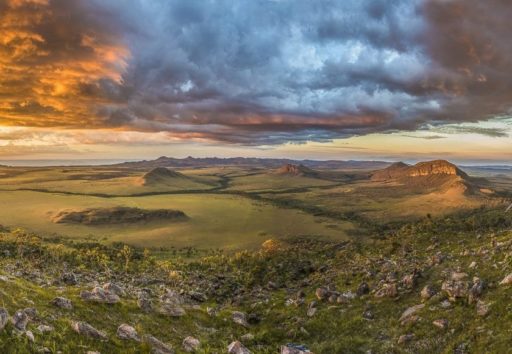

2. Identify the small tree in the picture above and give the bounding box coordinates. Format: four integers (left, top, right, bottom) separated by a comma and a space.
119, 245, 133, 272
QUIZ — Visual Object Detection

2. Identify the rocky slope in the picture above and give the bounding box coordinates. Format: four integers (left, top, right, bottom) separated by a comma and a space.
1, 206, 512, 352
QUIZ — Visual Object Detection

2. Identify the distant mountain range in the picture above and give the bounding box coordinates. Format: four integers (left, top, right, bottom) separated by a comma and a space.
116, 156, 390, 170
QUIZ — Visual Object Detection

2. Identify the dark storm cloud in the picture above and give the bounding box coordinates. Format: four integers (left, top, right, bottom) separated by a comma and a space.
2, 0, 512, 144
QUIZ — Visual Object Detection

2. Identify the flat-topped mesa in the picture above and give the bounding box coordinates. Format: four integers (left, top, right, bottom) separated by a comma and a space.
406, 160, 468, 178
372, 160, 468, 182
275, 163, 317, 177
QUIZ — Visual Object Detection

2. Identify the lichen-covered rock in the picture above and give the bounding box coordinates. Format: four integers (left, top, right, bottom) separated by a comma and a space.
441, 280, 469, 300
420, 285, 437, 301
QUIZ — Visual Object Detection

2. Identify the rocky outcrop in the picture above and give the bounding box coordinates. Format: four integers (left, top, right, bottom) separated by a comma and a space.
274, 164, 318, 177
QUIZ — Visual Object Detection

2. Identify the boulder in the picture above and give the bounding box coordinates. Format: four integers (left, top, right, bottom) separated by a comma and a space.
144, 335, 174, 354
500, 273, 512, 286
71, 321, 107, 340
103, 282, 125, 297
441, 280, 469, 300
420, 285, 436, 301
51, 297, 73, 310
117, 324, 139, 341
432, 319, 448, 330
158, 303, 186, 317
374, 283, 398, 298
232, 311, 249, 327
281, 344, 313, 353
399, 304, 424, 324
227, 341, 251, 354
398, 334, 414, 345
356, 282, 370, 296
182, 336, 200, 352
12, 310, 29, 331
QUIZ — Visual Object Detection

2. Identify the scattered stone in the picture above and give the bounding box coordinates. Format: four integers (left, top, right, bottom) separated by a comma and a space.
117, 324, 140, 341
440, 300, 452, 309
103, 282, 125, 297
451, 272, 468, 281
158, 303, 186, 317
227, 341, 251, 354
182, 336, 200, 352
399, 304, 424, 324
315, 288, 329, 301
499, 273, 512, 286
37, 324, 54, 333
144, 335, 174, 354
476, 300, 490, 317
61, 272, 78, 285
356, 282, 370, 296
469, 261, 477, 269
51, 297, 73, 310
281, 344, 313, 354
468, 278, 485, 304
12, 310, 29, 331
402, 272, 420, 289
433, 319, 448, 330
0, 308, 9, 331
81, 287, 120, 304
25, 330, 34, 342
420, 285, 437, 301
232, 311, 249, 327
189, 291, 207, 302
398, 334, 414, 345
71, 321, 107, 340
307, 307, 317, 317
137, 293, 152, 313
442, 280, 469, 300
374, 283, 398, 298
362, 309, 374, 320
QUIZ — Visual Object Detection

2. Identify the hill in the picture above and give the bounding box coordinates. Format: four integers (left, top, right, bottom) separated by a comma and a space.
274, 164, 318, 177
371, 160, 485, 194
139, 167, 188, 186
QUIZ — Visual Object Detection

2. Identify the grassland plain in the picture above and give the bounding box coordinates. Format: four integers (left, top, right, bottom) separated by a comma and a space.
0, 190, 352, 250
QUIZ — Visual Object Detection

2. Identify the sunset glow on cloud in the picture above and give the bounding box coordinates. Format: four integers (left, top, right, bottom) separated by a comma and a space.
0, 0, 510, 162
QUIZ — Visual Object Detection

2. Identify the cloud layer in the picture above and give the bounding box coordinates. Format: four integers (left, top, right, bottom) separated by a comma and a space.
1, 0, 511, 145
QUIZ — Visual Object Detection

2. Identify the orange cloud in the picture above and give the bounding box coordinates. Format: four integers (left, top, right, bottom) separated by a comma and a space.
0, 0, 129, 128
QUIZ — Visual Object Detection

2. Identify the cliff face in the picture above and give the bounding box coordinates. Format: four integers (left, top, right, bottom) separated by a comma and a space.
372, 160, 467, 181
405, 160, 468, 178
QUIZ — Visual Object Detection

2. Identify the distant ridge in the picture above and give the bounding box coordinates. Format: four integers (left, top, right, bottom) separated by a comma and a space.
274, 164, 318, 177
116, 156, 390, 170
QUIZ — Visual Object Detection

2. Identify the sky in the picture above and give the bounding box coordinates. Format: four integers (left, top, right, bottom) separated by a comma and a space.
0, 0, 511, 164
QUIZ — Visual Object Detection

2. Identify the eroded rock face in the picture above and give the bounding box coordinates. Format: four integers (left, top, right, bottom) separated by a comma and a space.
71, 321, 107, 340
